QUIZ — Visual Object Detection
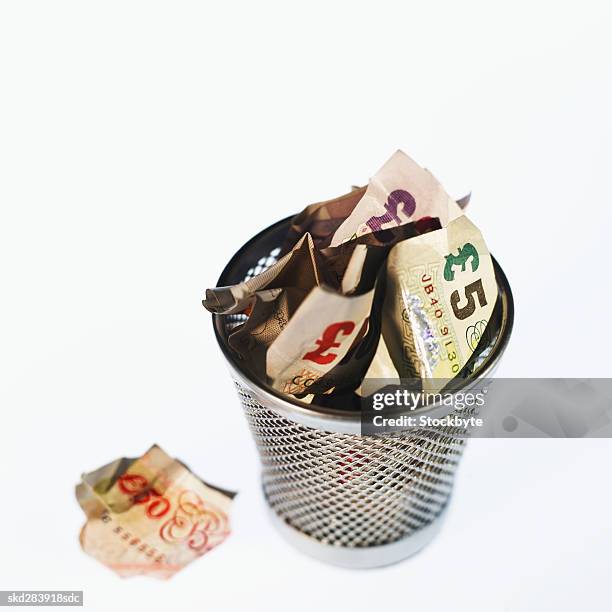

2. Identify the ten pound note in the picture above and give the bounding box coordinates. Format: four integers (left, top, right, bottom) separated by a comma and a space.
76, 445, 236, 579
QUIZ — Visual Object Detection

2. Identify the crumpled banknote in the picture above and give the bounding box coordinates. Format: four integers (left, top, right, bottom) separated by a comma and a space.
382, 213, 497, 380
204, 233, 326, 315
203, 149, 497, 400
76, 445, 236, 579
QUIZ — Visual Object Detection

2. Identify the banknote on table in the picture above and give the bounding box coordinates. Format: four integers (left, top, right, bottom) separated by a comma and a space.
381, 214, 497, 384
203, 233, 325, 315
76, 445, 236, 579
329, 150, 463, 246
266, 285, 375, 395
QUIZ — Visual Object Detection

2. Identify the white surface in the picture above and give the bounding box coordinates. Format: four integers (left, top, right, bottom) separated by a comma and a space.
1, 2, 611, 611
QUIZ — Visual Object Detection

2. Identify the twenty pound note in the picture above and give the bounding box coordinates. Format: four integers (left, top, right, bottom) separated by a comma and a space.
329, 150, 462, 246
76, 445, 236, 579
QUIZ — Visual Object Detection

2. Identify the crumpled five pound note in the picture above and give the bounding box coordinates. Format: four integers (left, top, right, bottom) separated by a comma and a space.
76, 445, 236, 579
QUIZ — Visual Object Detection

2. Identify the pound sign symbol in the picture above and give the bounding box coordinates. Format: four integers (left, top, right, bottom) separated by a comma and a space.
302, 321, 356, 365
365, 189, 416, 233
443, 243, 480, 281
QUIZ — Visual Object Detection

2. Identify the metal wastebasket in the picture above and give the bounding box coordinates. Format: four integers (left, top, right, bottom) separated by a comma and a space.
212, 216, 514, 568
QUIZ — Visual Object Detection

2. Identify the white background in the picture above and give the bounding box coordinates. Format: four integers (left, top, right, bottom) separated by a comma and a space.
1, 2, 611, 611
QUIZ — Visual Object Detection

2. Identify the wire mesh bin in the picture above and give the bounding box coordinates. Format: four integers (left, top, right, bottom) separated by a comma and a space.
212, 216, 514, 568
